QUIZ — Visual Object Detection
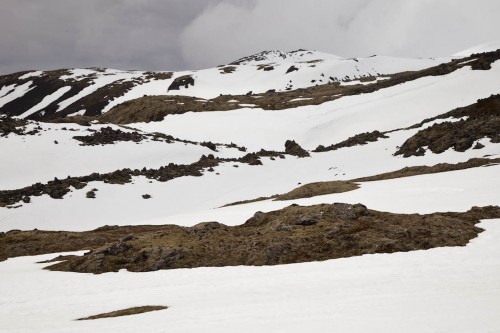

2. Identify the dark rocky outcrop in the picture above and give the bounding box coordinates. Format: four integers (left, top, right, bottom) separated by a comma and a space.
73, 126, 145, 145
285, 140, 310, 157
314, 130, 388, 152
167, 75, 194, 91
396, 94, 500, 157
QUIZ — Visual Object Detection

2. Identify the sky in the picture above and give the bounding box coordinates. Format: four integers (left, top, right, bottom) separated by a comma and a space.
0, 0, 499, 75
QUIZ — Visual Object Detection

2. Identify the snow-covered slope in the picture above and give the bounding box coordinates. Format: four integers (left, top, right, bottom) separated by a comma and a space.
133, 62, 500, 151
453, 40, 500, 57
0, 50, 450, 119
1, 43, 500, 333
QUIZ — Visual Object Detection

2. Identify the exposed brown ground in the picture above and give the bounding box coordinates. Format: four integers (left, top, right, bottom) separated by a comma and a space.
0, 115, 39, 136
77, 306, 168, 320
85, 51, 500, 124
353, 157, 500, 182
396, 94, 500, 157
23, 204, 500, 273
1, 50, 498, 122
223, 181, 359, 207
3, 205, 499, 273
223, 157, 499, 207
314, 131, 388, 152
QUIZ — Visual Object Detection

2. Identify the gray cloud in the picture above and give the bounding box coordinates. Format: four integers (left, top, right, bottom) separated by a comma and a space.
0, 0, 216, 74
1, 0, 499, 75
181, 0, 500, 67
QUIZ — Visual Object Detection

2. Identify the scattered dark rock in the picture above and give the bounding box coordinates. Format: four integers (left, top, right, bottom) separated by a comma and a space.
286, 65, 299, 74
473, 142, 485, 149
73, 126, 145, 146
219, 66, 236, 74
142, 194, 151, 199
200, 141, 217, 151
332, 203, 368, 220
285, 140, 310, 157
296, 215, 318, 226
86, 191, 96, 199
0, 115, 37, 136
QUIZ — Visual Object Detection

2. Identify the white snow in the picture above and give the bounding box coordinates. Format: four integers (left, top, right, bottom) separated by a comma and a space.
0, 81, 34, 108
0, 84, 15, 99
18, 71, 43, 80
453, 40, 500, 57
1, 218, 499, 333
231, 50, 342, 65
339, 76, 390, 86
0, 122, 239, 190
1, 44, 500, 333
288, 97, 313, 102
1, 122, 498, 232
59, 69, 98, 81
100, 77, 175, 113
133, 61, 500, 151
20, 86, 72, 118
94, 54, 450, 113
57, 69, 143, 112
69, 109, 86, 116
3, 51, 455, 119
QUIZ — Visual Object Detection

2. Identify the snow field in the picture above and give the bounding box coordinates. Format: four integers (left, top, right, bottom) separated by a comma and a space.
1, 218, 499, 333
1, 123, 497, 231
133, 61, 500, 151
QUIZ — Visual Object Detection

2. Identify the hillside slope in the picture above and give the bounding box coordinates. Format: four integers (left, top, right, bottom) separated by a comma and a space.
0, 43, 500, 333
0, 50, 450, 120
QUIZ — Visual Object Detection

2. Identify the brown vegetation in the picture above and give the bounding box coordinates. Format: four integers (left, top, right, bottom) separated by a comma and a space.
275, 181, 359, 200
223, 157, 499, 207
314, 130, 388, 152
20, 204, 497, 273
353, 157, 500, 182
3, 204, 498, 272
96, 50, 500, 124
77, 306, 168, 320
1, 50, 499, 123
396, 94, 500, 157
222, 181, 359, 207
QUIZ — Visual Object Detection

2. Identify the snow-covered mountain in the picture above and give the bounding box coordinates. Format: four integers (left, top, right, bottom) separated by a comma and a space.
0, 50, 450, 120
1, 43, 500, 333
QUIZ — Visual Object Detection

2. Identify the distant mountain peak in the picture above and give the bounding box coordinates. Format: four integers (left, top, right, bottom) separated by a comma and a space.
229, 49, 340, 65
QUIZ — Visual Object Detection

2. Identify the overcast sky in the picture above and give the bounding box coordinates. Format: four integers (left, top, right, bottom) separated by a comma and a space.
1, 0, 499, 75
